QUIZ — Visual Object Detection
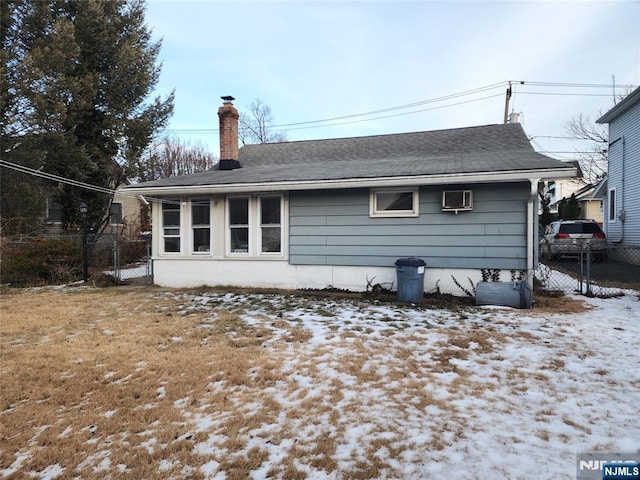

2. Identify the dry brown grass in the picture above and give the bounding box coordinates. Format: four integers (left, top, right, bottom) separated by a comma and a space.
0, 288, 277, 478
532, 294, 591, 314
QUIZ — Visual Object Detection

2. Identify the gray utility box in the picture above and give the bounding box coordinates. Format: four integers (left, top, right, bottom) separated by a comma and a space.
395, 257, 426, 303
476, 281, 533, 309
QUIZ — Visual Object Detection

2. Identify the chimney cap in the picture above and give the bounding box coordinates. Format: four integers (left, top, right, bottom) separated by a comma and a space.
221, 95, 235, 103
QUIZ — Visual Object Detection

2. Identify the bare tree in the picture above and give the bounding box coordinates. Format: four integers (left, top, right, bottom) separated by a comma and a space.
565, 113, 608, 183
565, 87, 633, 183
138, 137, 217, 181
239, 99, 288, 145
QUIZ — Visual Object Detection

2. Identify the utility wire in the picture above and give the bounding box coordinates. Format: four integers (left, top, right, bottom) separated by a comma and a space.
275, 93, 505, 132
162, 80, 635, 135
0, 159, 179, 205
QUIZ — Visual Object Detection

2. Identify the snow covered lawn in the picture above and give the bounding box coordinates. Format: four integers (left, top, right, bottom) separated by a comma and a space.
1, 287, 638, 479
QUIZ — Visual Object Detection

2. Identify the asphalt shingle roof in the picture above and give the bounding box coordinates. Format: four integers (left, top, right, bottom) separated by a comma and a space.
127, 123, 571, 189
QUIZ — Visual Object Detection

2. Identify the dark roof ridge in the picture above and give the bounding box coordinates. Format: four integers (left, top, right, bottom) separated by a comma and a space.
240, 123, 514, 149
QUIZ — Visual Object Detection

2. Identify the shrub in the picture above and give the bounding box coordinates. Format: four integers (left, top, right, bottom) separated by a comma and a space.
1, 238, 82, 286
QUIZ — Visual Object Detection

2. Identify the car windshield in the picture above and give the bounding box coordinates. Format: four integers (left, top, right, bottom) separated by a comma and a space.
559, 223, 602, 234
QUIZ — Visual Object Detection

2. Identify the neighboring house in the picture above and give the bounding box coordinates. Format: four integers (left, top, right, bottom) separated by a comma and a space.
542, 162, 585, 216
46, 187, 143, 236
548, 182, 604, 224
574, 183, 604, 224
597, 86, 640, 254
125, 97, 576, 296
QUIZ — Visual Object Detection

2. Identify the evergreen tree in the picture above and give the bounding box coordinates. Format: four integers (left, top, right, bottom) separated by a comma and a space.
1, 0, 173, 234
538, 181, 554, 227
558, 193, 581, 220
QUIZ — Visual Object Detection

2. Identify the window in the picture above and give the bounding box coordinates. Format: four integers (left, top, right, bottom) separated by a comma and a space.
110, 203, 123, 225
162, 201, 181, 253
442, 190, 473, 212
370, 188, 419, 217
228, 196, 250, 253
192, 200, 211, 253
259, 196, 282, 253
608, 188, 617, 223
47, 199, 62, 223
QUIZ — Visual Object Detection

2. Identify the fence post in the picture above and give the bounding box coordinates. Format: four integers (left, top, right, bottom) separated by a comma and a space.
113, 237, 120, 282
585, 241, 592, 296
578, 243, 584, 294
146, 238, 152, 284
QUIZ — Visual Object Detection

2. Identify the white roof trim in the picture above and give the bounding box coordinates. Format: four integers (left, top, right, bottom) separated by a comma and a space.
126, 167, 577, 196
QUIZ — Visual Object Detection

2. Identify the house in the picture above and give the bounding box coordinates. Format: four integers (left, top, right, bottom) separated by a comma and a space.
548, 182, 603, 224
544, 174, 585, 217
125, 97, 577, 296
597, 86, 640, 259
46, 187, 144, 237
574, 183, 604, 224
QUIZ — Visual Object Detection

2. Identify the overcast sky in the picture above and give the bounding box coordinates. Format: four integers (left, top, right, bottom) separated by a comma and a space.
144, 0, 639, 161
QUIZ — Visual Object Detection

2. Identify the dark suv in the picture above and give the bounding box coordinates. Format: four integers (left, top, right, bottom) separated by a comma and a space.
540, 220, 606, 260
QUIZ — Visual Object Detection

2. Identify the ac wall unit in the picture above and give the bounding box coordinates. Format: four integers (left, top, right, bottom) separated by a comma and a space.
442, 190, 473, 213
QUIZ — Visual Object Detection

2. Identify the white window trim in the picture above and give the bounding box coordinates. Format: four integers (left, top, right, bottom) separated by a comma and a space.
161, 199, 183, 255
191, 199, 212, 255
608, 187, 617, 223
258, 195, 285, 256
442, 189, 473, 213
224, 194, 287, 258
369, 188, 419, 218
226, 195, 252, 256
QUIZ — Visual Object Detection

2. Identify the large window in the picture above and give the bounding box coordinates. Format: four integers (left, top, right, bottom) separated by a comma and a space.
608, 188, 617, 223
259, 196, 282, 253
370, 188, 419, 217
192, 200, 211, 253
228, 197, 250, 253
162, 201, 181, 253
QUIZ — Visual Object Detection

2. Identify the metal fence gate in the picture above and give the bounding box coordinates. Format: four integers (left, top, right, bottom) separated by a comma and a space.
110, 236, 152, 284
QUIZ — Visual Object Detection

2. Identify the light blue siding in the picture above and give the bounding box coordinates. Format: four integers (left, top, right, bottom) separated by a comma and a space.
605, 105, 640, 246
289, 183, 529, 269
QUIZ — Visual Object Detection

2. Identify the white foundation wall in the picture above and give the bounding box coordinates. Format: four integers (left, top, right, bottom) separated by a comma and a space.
151, 259, 515, 296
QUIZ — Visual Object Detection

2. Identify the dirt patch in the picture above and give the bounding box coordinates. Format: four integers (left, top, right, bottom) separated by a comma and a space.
532, 293, 591, 314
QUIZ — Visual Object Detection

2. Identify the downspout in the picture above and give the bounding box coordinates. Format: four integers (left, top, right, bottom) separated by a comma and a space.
527, 178, 540, 291
609, 136, 625, 243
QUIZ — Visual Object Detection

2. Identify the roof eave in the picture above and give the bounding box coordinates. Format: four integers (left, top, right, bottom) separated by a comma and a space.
597, 86, 640, 123
125, 167, 577, 197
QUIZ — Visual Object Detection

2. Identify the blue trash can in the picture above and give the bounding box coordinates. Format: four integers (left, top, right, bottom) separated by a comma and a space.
395, 257, 426, 303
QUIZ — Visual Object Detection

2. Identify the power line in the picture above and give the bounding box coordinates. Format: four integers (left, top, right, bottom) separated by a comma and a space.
0, 159, 178, 205
276, 93, 505, 132
162, 80, 635, 135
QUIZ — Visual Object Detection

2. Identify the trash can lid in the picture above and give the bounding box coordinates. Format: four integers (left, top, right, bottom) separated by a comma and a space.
394, 257, 426, 267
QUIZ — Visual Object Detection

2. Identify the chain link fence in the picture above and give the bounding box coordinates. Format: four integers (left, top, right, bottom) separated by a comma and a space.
1, 233, 151, 286
536, 244, 640, 297
109, 236, 152, 284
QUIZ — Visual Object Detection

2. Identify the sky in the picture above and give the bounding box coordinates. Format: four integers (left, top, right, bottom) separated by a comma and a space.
143, 0, 639, 162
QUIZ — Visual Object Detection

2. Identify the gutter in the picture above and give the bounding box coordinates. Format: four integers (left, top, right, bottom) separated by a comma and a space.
125, 167, 577, 196
527, 179, 540, 293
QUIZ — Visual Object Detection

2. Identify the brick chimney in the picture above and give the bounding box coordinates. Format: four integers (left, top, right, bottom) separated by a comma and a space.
218, 96, 240, 170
